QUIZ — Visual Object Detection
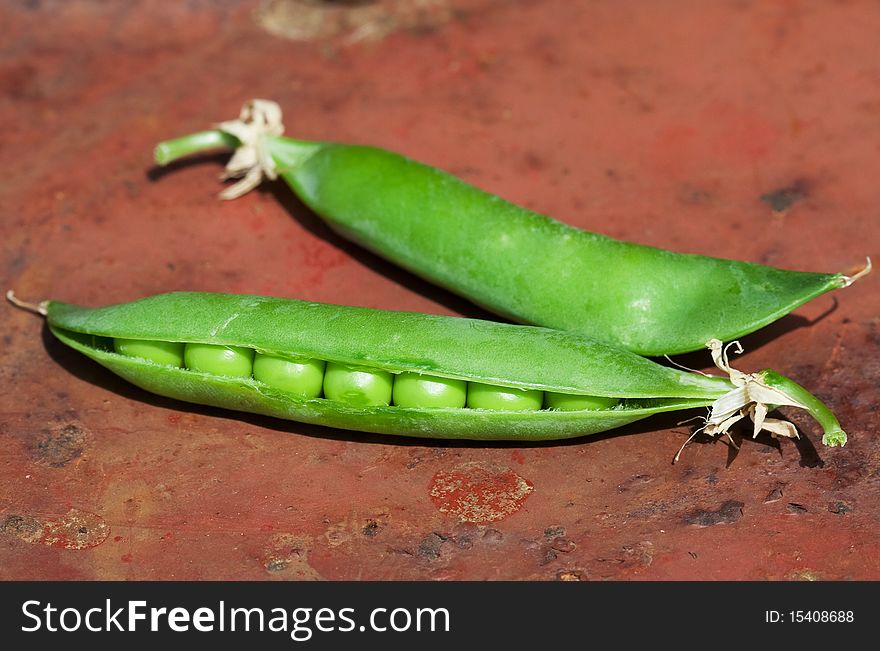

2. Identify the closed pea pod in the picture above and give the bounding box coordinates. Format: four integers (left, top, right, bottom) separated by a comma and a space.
154, 101, 870, 356
8, 291, 848, 449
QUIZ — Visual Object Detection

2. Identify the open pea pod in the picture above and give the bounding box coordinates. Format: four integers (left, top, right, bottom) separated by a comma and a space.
8, 291, 847, 448
154, 100, 869, 356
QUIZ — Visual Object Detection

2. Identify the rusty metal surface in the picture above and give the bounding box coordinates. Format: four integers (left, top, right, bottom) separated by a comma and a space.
1, 0, 878, 580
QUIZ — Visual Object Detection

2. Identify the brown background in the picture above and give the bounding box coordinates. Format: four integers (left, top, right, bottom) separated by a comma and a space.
1, 0, 878, 579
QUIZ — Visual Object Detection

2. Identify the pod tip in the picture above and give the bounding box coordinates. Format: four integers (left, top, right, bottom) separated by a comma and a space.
6, 290, 48, 316
841, 257, 871, 287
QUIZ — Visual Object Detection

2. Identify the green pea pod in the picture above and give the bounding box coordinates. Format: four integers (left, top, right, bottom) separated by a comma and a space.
154, 100, 869, 356
8, 291, 847, 448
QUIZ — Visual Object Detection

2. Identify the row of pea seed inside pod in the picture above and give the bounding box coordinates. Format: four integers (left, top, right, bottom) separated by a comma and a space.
112, 338, 617, 411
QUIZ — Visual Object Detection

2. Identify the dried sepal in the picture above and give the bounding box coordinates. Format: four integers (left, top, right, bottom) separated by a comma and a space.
215, 99, 285, 200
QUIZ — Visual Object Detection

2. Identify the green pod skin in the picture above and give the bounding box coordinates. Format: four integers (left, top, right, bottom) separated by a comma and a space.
155, 129, 854, 356
42, 292, 738, 441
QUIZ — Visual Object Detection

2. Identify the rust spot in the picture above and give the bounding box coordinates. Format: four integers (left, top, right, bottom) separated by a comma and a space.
429, 462, 534, 523
451, 535, 473, 550
2, 515, 44, 543
556, 570, 583, 581
257, 0, 454, 43
266, 559, 289, 572
760, 179, 809, 213
544, 526, 565, 538
628, 501, 669, 519
262, 533, 320, 579
622, 541, 654, 567
4, 509, 110, 549
32, 422, 87, 467
418, 532, 446, 560
549, 537, 576, 553
324, 524, 351, 548
684, 500, 744, 526
40, 509, 109, 550
451, 522, 479, 549
362, 519, 381, 537
482, 529, 503, 544
764, 482, 786, 503
828, 501, 853, 515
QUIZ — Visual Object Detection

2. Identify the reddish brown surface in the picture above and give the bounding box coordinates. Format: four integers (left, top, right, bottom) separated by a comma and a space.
1, 0, 878, 580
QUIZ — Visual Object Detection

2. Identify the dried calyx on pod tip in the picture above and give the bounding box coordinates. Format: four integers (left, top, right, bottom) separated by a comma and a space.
674, 339, 848, 462
214, 99, 284, 200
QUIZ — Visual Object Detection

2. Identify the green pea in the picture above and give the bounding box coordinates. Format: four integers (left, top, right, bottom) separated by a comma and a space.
253, 353, 324, 399
467, 382, 543, 411
544, 392, 619, 411
184, 343, 254, 377
114, 338, 184, 367
323, 362, 393, 407
392, 372, 467, 409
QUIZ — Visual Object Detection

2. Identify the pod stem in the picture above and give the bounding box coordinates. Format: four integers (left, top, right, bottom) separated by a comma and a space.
840, 256, 871, 287
6, 290, 48, 316
154, 99, 286, 200
154, 130, 241, 166
759, 370, 847, 447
